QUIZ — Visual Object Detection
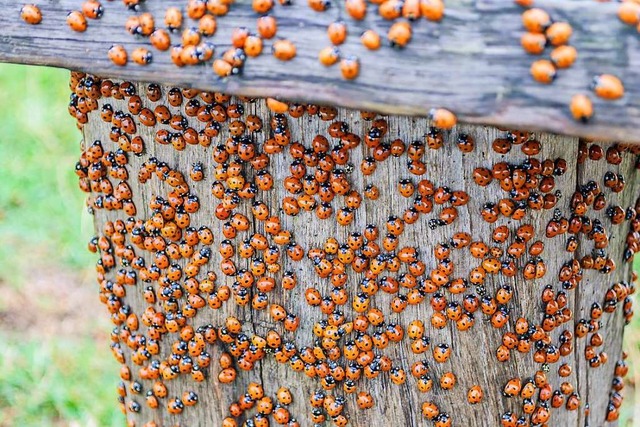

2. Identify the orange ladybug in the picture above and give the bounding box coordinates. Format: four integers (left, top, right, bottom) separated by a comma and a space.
272, 39, 296, 61
165, 7, 183, 31
545, 22, 572, 46
108, 45, 128, 66
149, 29, 171, 50
550, 45, 577, 69
618, 2, 640, 26
328, 21, 348, 45
591, 74, 624, 100
429, 108, 457, 129
67, 10, 88, 32
20, 4, 42, 24
521, 32, 546, 55
340, 56, 360, 80
467, 385, 483, 404
570, 94, 593, 123
244, 35, 263, 57
388, 21, 412, 48
361, 30, 381, 50
319, 46, 340, 66
257, 15, 277, 39
266, 98, 289, 113
421, 0, 445, 21
530, 59, 556, 84
132, 48, 153, 65
253, 0, 274, 13
522, 8, 551, 33
345, 0, 367, 20
309, 0, 331, 12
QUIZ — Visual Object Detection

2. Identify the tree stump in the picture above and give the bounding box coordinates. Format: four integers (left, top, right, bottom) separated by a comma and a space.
72, 73, 637, 427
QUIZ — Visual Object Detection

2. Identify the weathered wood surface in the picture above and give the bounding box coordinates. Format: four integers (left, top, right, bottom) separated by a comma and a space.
81, 78, 638, 426
2, 0, 640, 143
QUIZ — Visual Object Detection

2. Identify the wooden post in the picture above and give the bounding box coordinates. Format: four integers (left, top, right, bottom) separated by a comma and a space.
74, 74, 638, 427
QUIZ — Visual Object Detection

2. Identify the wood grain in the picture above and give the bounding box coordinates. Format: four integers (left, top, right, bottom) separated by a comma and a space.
82, 79, 638, 426
1, 0, 639, 142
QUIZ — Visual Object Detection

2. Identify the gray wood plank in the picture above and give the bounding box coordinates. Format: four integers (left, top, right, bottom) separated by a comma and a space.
1, 0, 639, 142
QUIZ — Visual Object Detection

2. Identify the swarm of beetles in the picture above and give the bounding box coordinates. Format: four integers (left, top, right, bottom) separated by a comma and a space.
65, 64, 640, 427
20, 0, 635, 127
17, 0, 640, 425
514, 0, 632, 123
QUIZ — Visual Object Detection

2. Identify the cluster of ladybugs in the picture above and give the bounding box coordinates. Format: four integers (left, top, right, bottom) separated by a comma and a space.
222, 383, 298, 426
21, 0, 634, 127
515, 0, 630, 123
19, 0, 443, 80
67, 68, 638, 427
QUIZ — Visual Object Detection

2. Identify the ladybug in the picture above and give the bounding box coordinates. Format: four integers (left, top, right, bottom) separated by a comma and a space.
328, 21, 347, 45
319, 46, 340, 66
402, 0, 421, 19
149, 29, 171, 51
421, 401, 440, 420
108, 45, 128, 66
433, 343, 451, 363
356, 391, 374, 409
340, 56, 360, 80
20, 4, 42, 24
389, 367, 407, 385
440, 372, 456, 390
345, 0, 366, 20
266, 98, 289, 114
418, 0, 443, 21
165, 7, 183, 31
256, 15, 277, 39
456, 133, 475, 153
67, 10, 88, 32
522, 8, 551, 33
434, 413, 452, 427
520, 32, 546, 55
530, 59, 556, 84
429, 108, 457, 129
167, 397, 184, 414
182, 391, 199, 406
618, 2, 640, 25
388, 21, 412, 48
467, 385, 483, 404
187, 0, 207, 18
138, 12, 155, 35
361, 30, 381, 50
218, 367, 237, 383
545, 22, 572, 46
503, 378, 522, 397
272, 39, 296, 61
132, 48, 153, 65
591, 74, 624, 100
244, 35, 263, 57
197, 14, 217, 36
128, 400, 141, 413
212, 59, 233, 77
550, 45, 577, 69
253, 0, 274, 13
417, 375, 434, 392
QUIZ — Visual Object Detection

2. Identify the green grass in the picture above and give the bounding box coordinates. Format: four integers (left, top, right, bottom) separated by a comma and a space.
0, 63, 95, 285
0, 63, 121, 427
0, 335, 123, 427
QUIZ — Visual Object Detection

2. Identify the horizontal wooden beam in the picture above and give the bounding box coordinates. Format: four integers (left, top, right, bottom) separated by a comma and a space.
0, 0, 638, 142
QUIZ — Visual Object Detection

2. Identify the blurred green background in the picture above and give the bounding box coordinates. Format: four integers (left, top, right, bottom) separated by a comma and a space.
0, 64, 121, 427
0, 63, 637, 426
